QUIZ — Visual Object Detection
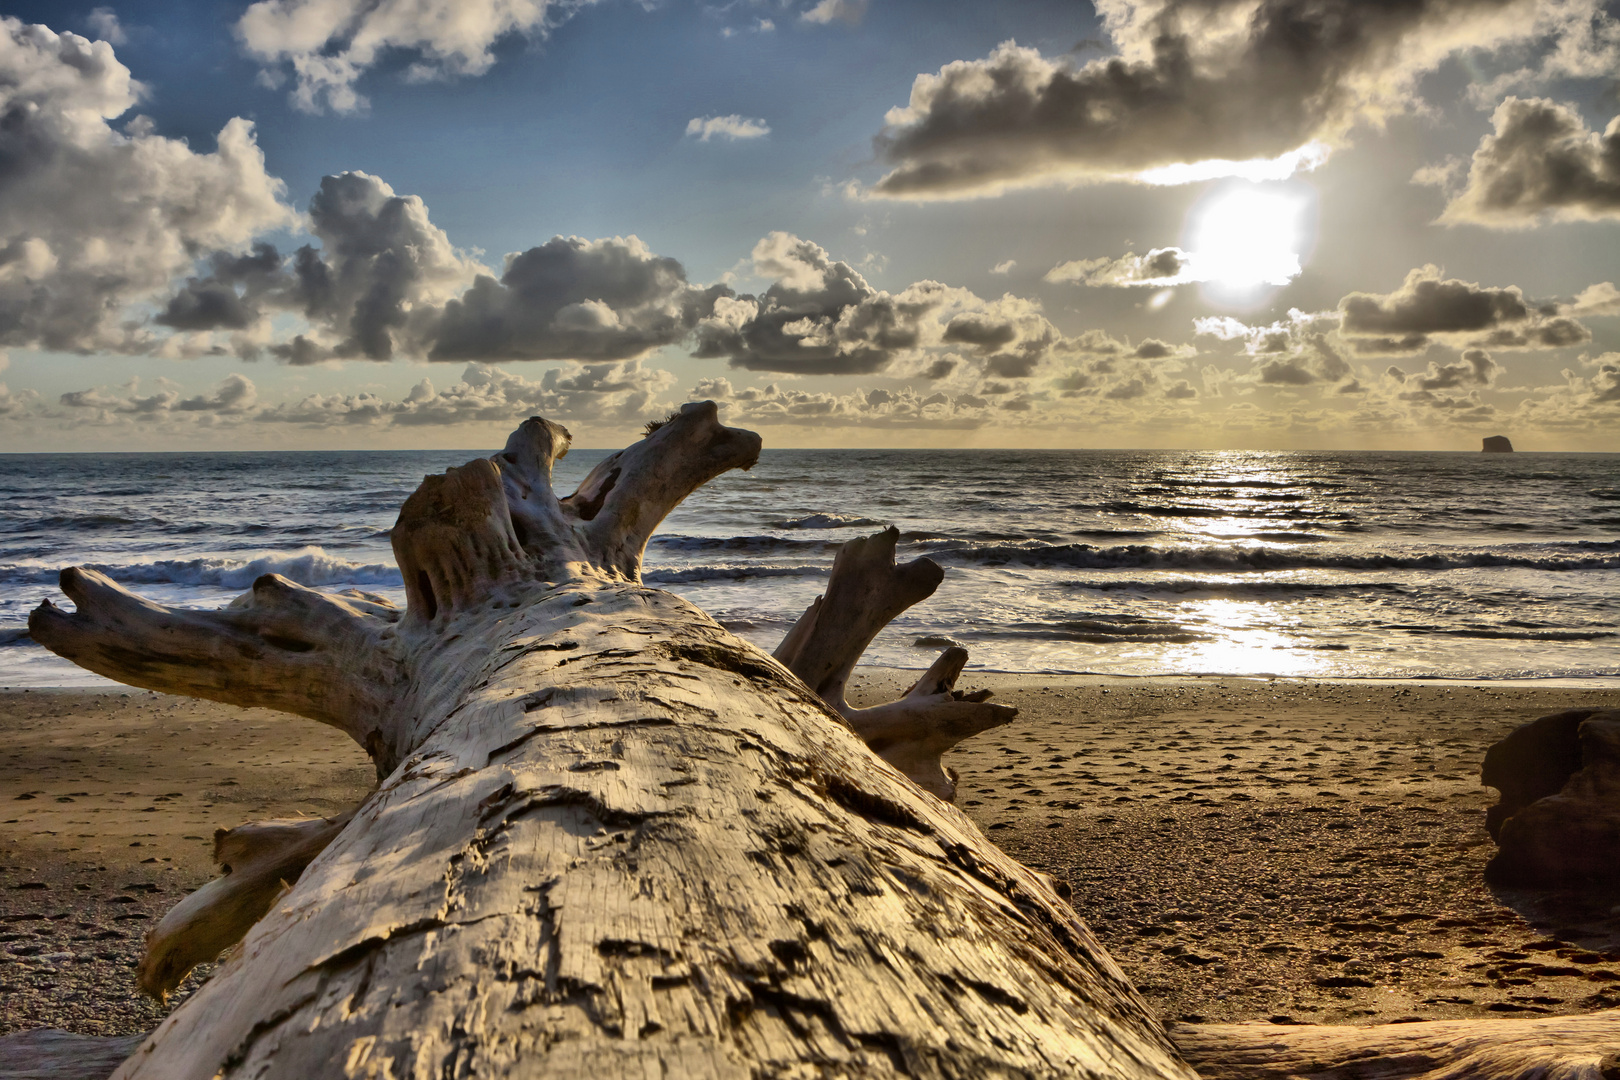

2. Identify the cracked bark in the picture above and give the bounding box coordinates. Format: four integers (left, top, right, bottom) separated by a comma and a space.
27, 402, 1190, 1080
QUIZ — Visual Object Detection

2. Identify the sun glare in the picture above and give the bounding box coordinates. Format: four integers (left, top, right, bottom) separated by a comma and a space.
1184, 184, 1311, 301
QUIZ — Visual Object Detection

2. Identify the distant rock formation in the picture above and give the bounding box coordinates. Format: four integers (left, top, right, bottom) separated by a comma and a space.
1482, 708, 1620, 886
1482, 435, 1513, 452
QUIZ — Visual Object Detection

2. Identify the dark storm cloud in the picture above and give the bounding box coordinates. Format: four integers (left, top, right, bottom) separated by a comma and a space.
869, 0, 1575, 198
1440, 97, 1620, 225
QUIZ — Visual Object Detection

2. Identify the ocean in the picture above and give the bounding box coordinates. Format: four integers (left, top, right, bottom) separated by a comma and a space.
1, 447, 1616, 687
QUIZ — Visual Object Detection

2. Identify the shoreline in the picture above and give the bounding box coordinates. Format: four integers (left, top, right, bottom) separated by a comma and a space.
5, 676, 1620, 1037
8, 671, 1620, 692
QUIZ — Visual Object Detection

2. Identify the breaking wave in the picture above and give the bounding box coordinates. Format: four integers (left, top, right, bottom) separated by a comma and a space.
0, 547, 401, 590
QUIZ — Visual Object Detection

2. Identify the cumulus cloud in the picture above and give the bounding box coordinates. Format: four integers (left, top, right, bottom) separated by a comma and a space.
1047, 248, 1191, 287
691, 233, 1097, 382
58, 374, 259, 420
1338, 266, 1588, 354
0, 19, 295, 354
54, 362, 675, 431
1195, 310, 1357, 389
1384, 348, 1502, 416
261, 361, 673, 427
800, 0, 868, 26
85, 7, 126, 44
868, 0, 1604, 198
693, 232, 945, 375
237, 0, 595, 114
686, 115, 771, 141
1588, 354, 1620, 404
990, 260, 1016, 275
1566, 281, 1620, 316
427, 234, 729, 362
161, 171, 484, 363
1436, 97, 1620, 225
156, 173, 730, 368
692, 377, 998, 430
0, 381, 39, 417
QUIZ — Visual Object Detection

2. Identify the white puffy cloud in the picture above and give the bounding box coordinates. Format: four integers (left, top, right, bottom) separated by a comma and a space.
0, 18, 295, 353
85, 7, 126, 44
0, 382, 40, 417
1436, 97, 1620, 226
800, 0, 868, 27
1565, 282, 1620, 316
237, 0, 597, 114
693, 233, 943, 375
869, 0, 1608, 199
686, 115, 771, 141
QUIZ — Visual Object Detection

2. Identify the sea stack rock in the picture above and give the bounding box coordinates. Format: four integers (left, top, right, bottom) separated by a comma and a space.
1482, 708, 1620, 886
1482, 435, 1513, 452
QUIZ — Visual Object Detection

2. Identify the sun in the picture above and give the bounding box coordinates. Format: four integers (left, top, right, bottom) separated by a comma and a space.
1185, 184, 1311, 298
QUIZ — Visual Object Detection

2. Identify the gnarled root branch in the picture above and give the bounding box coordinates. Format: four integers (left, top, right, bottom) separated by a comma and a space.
848, 646, 1018, 799
137, 811, 354, 1000
776, 527, 1015, 800
28, 570, 402, 751
1174, 1009, 1620, 1079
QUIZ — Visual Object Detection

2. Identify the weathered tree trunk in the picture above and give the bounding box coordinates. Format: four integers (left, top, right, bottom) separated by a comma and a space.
29, 404, 1191, 1079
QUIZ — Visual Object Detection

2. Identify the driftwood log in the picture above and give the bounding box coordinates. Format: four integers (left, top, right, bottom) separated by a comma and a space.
27, 404, 1189, 1079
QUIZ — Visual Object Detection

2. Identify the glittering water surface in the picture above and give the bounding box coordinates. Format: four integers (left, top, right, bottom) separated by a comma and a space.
1, 448, 1616, 685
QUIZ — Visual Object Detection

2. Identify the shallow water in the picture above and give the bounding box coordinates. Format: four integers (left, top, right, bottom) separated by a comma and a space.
1, 447, 1616, 685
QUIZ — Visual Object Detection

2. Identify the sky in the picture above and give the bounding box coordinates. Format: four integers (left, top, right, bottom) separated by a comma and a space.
0, 0, 1616, 452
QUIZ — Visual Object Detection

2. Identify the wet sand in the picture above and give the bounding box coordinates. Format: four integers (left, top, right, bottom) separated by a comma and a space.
4, 677, 1619, 1037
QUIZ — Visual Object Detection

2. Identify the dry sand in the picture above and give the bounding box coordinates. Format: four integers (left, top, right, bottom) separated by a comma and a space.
3, 676, 1619, 1040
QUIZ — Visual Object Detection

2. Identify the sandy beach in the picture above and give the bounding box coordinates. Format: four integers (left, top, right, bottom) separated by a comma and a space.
3, 676, 1619, 1039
